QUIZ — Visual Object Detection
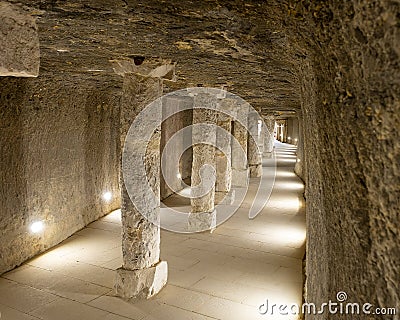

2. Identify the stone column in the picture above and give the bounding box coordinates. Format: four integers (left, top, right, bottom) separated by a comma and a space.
295, 112, 305, 180
115, 71, 167, 299
263, 114, 275, 158
160, 96, 192, 200
189, 92, 217, 231
231, 101, 249, 187
247, 111, 263, 177
215, 111, 235, 204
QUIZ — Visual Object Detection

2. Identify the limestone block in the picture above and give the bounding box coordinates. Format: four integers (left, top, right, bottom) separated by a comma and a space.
249, 164, 263, 178
121, 186, 161, 270
111, 57, 176, 80
120, 73, 163, 271
247, 112, 262, 178
0, 2, 40, 77
216, 152, 232, 192
114, 261, 168, 299
263, 115, 275, 154
232, 168, 249, 187
231, 121, 248, 170
263, 151, 273, 159
216, 115, 232, 193
190, 143, 216, 212
191, 93, 217, 213
215, 190, 235, 205
188, 210, 216, 232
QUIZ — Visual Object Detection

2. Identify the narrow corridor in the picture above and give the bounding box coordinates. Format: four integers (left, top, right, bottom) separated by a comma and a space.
0, 142, 305, 320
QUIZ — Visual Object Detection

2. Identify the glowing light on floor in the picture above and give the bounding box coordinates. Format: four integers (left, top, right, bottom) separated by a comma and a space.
102, 191, 113, 202
30, 221, 44, 234
279, 158, 297, 163
276, 226, 306, 247
105, 209, 122, 223
255, 225, 306, 248
268, 197, 302, 210
276, 171, 297, 178
275, 181, 304, 190
278, 154, 297, 159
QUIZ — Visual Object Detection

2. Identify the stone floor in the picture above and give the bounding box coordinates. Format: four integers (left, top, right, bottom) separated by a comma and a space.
0, 141, 305, 320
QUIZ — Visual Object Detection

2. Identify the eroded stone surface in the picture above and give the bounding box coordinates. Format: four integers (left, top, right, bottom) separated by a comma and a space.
188, 210, 217, 232
247, 111, 262, 178
115, 261, 168, 299
0, 74, 122, 274
0, 2, 40, 77
215, 113, 232, 193
215, 189, 235, 205
160, 96, 193, 200
262, 115, 275, 157
120, 73, 162, 271
231, 102, 249, 187
190, 93, 217, 213
0, 0, 398, 315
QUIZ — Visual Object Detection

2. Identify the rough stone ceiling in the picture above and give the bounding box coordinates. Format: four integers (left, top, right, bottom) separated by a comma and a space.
10, 0, 302, 113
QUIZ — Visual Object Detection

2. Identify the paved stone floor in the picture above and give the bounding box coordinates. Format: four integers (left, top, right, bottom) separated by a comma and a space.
0, 142, 305, 320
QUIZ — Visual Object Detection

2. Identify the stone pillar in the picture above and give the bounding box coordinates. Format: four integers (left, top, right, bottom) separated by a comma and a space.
263, 114, 275, 158
215, 111, 235, 204
247, 111, 263, 177
295, 112, 305, 180
115, 72, 167, 300
231, 102, 249, 187
160, 96, 193, 200
258, 121, 265, 154
189, 92, 217, 231
0, 2, 40, 77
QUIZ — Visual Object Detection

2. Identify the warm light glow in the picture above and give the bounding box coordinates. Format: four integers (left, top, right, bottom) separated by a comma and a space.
276, 171, 296, 178
277, 154, 297, 159
268, 197, 302, 210
177, 173, 182, 179
30, 221, 44, 234
279, 158, 297, 163
288, 136, 291, 140
102, 191, 112, 202
254, 225, 306, 248
104, 209, 122, 223
297, 158, 301, 162
275, 181, 304, 190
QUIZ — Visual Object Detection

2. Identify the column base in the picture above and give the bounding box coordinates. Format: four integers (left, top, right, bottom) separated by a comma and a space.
188, 209, 216, 232
114, 261, 168, 300
215, 190, 235, 205
263, 151, 273, 158
249, 164, 263, 178
231, 168, 249, 187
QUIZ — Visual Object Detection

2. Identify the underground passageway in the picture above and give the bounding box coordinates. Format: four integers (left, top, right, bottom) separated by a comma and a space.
1, 1, 399, 320
0, 141, 305, 320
